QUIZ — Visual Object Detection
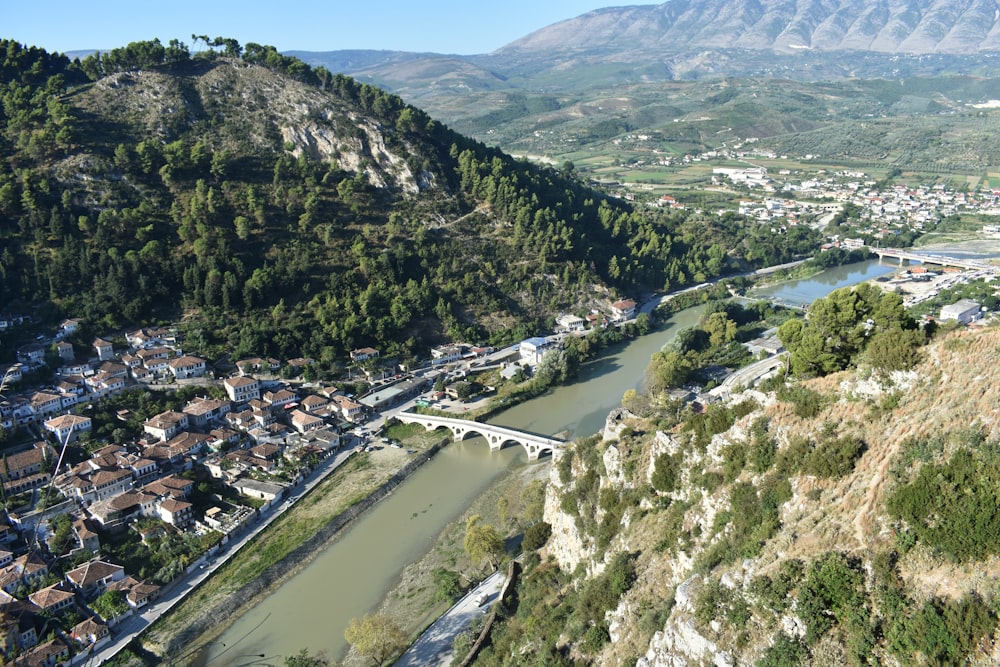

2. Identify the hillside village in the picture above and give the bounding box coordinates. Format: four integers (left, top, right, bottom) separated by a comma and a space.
0, 325, 367, 664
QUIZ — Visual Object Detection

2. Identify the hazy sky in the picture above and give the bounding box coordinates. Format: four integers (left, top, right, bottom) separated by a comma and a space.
4, 1, 656, 56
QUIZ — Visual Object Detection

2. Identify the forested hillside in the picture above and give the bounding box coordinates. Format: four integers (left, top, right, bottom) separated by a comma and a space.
0, 38, 818, 365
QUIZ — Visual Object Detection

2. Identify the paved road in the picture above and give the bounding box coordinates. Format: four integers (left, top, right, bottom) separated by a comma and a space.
394, 570, 505, 667
708, 353, 787, 398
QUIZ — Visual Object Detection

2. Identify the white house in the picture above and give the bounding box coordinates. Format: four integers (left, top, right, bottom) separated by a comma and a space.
224, 376, 260, 403
350, 347, 380, 362
556, 314, 586, 332
168, 355, 207, 379
93, 338, 114, 361
43, 414, 92, 443
519, 337, 554, 365
610, 299, 637, 321
142, 411, 189, 442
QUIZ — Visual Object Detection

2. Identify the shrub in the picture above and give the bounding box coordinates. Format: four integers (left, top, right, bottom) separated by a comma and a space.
522, 522, 552, 551
757, 633, 810, 667
889, 594, 997, 664
557, 450, 574, 484
651, 453, 680, 493
581, 623, 610, 653
797, 552, 865, 644
777, 384, 826, 419
431, 567, 462, 603
803, 437, 864, 478
887, 448, 1000, 561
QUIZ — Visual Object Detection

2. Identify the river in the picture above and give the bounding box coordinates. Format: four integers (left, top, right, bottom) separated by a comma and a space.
206, 259, 895, 665
749, 259, 896, 307
205, 306, 710, 665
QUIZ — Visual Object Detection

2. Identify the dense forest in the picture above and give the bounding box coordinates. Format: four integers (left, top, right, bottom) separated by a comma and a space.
0, 38, 820, 365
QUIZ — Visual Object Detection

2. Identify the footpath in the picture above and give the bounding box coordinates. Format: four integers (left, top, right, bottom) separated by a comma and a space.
394, 570, 505, 667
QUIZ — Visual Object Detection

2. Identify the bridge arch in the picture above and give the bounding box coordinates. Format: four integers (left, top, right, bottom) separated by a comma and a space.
393, 412, 562, 460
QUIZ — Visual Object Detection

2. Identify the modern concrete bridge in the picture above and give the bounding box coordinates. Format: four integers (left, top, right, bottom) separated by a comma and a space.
394, 412, 564, 460
872, 247, 994, 271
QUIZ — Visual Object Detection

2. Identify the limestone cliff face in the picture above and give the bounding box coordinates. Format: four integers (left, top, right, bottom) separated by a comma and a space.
637, 576, 733, 667
79, 60, 433, 197
542, 449, 595, 574
536, 329, 1000, 665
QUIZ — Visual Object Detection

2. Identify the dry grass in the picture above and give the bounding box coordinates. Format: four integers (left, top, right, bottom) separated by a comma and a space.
757, 325, 1000, 594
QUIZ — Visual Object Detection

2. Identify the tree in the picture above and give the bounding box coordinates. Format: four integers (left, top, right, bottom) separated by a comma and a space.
702, 311, 737, 348
431, 567, 462, 603
344, 614, 407, 667
284, 649, 328, 667
646, 349, 691, 394
464, 514, 504, 571
522, 521, 552, 551
92, 589, 129, 621
863, 326, 923, 372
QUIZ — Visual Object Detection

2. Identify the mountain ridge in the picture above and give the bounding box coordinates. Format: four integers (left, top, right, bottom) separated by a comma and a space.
501, 0, 1000, 56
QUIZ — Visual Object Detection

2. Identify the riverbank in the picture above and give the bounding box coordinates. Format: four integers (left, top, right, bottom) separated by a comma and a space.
353, 462, 549, 666
141, 431, 447, 664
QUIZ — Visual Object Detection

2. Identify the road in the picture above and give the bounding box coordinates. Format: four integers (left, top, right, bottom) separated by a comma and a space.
393, 569, 505, 667
708, 353, 787, 398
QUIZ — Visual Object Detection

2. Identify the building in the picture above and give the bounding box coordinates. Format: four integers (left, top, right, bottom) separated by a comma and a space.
182, 397, 232, 428
0, 553, 48, 594
58, 318, 81, 336
29, 585, 75, 614
30, 391, 64, 419
168, 355, 207, 379
263, 389, 298, 410
224, 376, 260, 403
56, 341, 75, 361
940, 299, 982, 324
93, 338, 114, 361
157, 498, 195, 529
556, 314, 586, 332
232, 478, 286, 501
65, 560, 125, 598
43, 414, 92, 443
1, 443, 54, 488
107, 575, 160, 609
519, 337, 554, 365
431, 344, 466, 364
610, 299, 638, 321
142, 411, 189, 442
290, 409, 325, 433
350, 347, 380, 362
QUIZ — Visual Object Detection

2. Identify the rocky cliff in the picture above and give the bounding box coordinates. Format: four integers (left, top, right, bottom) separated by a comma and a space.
526, 326, 1000, 665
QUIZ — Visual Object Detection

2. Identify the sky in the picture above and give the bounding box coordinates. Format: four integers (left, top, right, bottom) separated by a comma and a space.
4, 1, 657, 56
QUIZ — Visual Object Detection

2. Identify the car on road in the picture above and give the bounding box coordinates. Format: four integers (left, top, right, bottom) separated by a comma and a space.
474, 592, 489, 607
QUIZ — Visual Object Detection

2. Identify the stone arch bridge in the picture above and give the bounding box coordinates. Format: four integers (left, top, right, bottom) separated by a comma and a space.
394, 412, 564, 460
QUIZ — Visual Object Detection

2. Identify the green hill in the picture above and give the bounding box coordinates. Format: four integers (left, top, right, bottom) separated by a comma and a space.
0, 39, 815, 366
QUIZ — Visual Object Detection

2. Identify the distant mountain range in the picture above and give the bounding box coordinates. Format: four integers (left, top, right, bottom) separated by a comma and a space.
290, 0, 1000, 92
503, 0, 1000, 56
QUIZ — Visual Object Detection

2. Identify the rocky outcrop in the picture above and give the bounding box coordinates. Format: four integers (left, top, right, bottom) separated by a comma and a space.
542, 451, 595, 573
637, 576, 734, 667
